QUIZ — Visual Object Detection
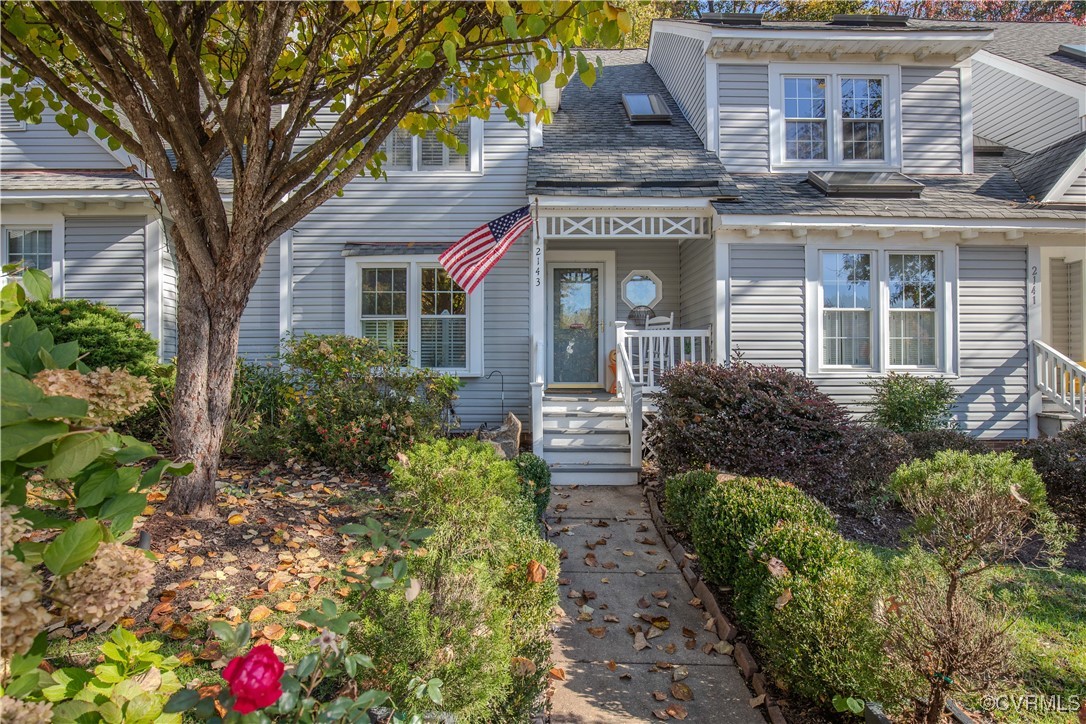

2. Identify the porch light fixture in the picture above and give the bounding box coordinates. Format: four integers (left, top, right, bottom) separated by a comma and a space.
622, 93, 672, 124
622, 270, 663, 309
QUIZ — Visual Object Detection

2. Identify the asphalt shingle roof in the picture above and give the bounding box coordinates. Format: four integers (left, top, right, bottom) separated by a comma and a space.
954, 20, 1086, 85
0, 169, 150, 191
527, 49, 739, 198
712, 154, 1085, 221
1008, 131, 1086, 200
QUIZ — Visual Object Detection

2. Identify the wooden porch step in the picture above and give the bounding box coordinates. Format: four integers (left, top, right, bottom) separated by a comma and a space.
548, 464, 640, 486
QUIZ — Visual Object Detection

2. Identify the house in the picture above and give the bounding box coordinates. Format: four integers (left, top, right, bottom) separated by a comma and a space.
2, 14, 1084, 484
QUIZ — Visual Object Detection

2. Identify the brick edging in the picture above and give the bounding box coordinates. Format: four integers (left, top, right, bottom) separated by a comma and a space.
644, 489, 784, 724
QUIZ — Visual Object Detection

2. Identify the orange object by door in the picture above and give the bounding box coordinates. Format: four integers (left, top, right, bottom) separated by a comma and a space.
607, 349, 617, 394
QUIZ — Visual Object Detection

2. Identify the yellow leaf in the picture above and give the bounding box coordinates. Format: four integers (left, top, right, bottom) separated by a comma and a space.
227, 514, 245, 525
617, 10, 633, 35
517, 95, 535, 114
384, 13, 398, 37
190, 556, 204, 567
249, 605, 273, 622
344, 0, 360, 13
275, 601, 297, 613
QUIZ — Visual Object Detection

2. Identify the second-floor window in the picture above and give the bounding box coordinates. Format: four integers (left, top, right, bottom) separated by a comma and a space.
772, 65, 899, 170
380, 122, 475, 173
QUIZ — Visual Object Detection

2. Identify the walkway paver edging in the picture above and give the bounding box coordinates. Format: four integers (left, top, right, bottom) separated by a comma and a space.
644, 485, 782, 722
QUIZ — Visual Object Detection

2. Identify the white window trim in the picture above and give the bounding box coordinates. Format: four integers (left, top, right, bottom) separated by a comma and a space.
1, 210, 65, 297
805, 242, 957, 377
769, 63, 902, 172
344, 255, 484, 377
381, 117, 483, 175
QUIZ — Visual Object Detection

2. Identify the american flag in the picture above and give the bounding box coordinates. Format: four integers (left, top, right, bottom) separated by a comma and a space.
439, 205, 533, 293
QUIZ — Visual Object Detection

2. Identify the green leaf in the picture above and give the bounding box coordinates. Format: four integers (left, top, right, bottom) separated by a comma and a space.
501, 14, 519, 39
43, 518, 102, 576
100, 492, 146, 535
28, 395, 88, 421
1, 420, 68, 460
0, 371, 44, 405
22, 268, 51, 301
370, 576, 395, 590
45, 432, 106, 479
415, 51, 435, 69
163, 689, 202, 713
442, 39, 457, 67
113, 439, 158, 464
75, 469, 120, 509
426, 678, 443, 705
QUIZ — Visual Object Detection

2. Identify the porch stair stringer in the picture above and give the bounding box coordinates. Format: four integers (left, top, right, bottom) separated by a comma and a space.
540, 394, 639, 485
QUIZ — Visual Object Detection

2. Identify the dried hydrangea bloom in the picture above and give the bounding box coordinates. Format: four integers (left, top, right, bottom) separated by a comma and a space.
31, 367, 152, 425
1, 506, 32, 554
52, 542, 155, 628
0, 696, 53, 723
0, 554, 52, 659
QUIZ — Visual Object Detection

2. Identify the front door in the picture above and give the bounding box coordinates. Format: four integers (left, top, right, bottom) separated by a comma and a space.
548, 264, 604, 388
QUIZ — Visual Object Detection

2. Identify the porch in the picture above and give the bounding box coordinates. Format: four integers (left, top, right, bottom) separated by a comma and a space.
527, 204, 717, 482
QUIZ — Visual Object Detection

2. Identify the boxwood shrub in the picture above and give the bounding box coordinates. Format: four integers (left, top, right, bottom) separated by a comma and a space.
514, 452, 552, 522
648, 361, 853, 490
664, 471, 908, 709
352, 439, 560, 722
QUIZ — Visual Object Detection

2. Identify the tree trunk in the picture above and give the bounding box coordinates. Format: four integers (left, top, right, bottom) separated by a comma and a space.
163, 257, 244, 517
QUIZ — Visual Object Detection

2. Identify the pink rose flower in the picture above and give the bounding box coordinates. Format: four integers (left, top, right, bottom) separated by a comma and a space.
222, 645, 284, 714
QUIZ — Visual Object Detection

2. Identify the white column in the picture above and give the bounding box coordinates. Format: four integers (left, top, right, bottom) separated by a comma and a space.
1027, 243, 1043, 438
144, 215, 163, 359
714, 231, 729, 365
530, 204, 546, 454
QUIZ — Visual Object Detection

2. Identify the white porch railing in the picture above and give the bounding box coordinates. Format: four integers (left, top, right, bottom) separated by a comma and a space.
622, 327, 712, 391
1034, 340, 1086, 421
614, 322, 643, 469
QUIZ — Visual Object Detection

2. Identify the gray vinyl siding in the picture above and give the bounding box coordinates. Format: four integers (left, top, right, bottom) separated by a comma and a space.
1059, 168, 1086, 204
679, 238, 715, 329
291, 117, 530, 430
161, 240, 178, 361
238, 237, 281, 361
973, 60, 1083, 153
901, 66, 963, 174
63, 216, 146, 321
728, 244, 805, 369
547, 238, 682, 325
648, 32, 707, 144
956, 246, 1029, 438
717, 64, 770, 173
0, 105, 126, 170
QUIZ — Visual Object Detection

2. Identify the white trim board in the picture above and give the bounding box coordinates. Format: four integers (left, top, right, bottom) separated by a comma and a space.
144, 216, 163, 355
716, 215, 1086, 233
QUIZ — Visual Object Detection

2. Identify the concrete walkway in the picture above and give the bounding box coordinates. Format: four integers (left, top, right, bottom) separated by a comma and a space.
547, 486, 764, 724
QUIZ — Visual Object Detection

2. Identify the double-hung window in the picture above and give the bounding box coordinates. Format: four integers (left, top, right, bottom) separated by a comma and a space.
3, 228, 53, 271
380, 120, 477, 172
773, 65, 898, 169
347, 258, 483, 376
814, 248, 951, 374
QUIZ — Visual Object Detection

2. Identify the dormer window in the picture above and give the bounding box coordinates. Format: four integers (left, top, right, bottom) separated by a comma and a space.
622, 93, 672, 124
771, 65, 900, 170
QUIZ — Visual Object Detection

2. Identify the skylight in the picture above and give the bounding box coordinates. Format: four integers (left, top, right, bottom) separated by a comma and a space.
807, 170, 924, 198
622, 93, 672, 124
1057, 44, 1086, 62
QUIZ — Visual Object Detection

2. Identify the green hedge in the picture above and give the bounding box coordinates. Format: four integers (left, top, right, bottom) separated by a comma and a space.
350, 439, 559, 723
664, 471, 908, 708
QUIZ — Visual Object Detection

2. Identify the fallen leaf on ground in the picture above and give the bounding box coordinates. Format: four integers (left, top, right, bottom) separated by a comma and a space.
633, 631, 649, 651
274, 601, 296, 613
189, 556, 205, 567
227, 514, 245, 525
587, 627, 607, 639
637, 597, 651, 609
652, 691, 668, 701
671, 666, 688, 681
248, 605, 273, 622
606, 660, 617, 671
649, 616, 670, 630
584, 553, 598, 567
652, 590, 669, 599
261, 624, 285, 641
671, 682, 693, 701
549, 667, 567, 681
653, 709, 670, 720
188, 599, 213, 612
667, 704, 689, 720
602, 561, 618, 570
765, 557, 789, 578
603, 614, 620, 623
775, 588, 793, 609
749, 694, 766, 708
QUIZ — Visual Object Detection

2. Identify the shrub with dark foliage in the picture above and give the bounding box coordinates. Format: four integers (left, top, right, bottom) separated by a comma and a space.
842, 426, 914, 504
1013, 421, 1086, 523
21, 298, 159, 377
648, 361, 853, 489
906, 429, 985, 460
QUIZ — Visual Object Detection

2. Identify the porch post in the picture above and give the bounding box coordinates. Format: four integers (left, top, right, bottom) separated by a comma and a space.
714, 232, 729, 365
530, 200, 546, 454
1027, 243, 1043, 438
